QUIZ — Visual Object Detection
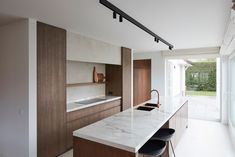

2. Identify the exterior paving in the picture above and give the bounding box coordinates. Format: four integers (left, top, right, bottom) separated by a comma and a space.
186, 96, 220, 121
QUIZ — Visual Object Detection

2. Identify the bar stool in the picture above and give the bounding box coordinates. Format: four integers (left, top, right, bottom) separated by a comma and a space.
151, 128, 176, 157
139, 139, 166, 157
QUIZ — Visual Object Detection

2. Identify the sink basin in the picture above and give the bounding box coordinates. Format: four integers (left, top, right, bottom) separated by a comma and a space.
76, 98, 107, 105
136, 106, 155, 111
144, 103, 158, 107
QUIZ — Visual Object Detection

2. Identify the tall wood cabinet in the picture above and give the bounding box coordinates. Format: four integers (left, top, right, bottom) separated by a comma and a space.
37, 22, 67, 157
105, 47, 132, 111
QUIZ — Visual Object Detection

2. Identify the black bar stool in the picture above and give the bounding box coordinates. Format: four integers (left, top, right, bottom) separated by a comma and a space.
139, 139, 166, 157
151, 128, 176, 157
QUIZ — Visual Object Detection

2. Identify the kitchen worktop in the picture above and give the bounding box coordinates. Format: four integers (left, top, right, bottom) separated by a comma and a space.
73, 96, 188, 153
67, 95, 121, 112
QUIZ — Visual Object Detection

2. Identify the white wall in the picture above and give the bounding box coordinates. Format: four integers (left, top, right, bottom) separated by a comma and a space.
133, 52, 165, 96
166, 60, 186, 97
0, 19, 37, 157
28, 19, 37, 157
221, 56, 229, 124
66, 61, 106, 103
67, 32, 121, 65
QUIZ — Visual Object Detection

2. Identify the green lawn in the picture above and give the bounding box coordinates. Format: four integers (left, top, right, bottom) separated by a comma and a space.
186, 90, 216, 96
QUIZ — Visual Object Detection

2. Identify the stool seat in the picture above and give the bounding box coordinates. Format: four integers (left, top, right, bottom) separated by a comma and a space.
139, 140, 166, 156
151, 128, 175, 141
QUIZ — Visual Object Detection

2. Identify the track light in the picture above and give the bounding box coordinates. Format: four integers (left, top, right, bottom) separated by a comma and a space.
113, 12, 117, 19
119, 15, 123, 22
100, 0, 174, 49
154, 37, 159, 43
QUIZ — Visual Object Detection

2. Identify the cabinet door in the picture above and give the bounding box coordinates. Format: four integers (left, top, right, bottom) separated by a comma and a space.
37, 22, 66, 157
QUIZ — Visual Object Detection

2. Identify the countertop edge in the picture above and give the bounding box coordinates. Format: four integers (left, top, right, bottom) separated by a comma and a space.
73, 132, 136, 152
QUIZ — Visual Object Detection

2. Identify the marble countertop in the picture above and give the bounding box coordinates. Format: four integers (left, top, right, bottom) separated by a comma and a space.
67, 95, 121, 112
73, 96, 188, 153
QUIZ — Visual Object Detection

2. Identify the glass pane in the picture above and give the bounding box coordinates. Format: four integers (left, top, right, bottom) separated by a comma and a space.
231, 57, 235, 127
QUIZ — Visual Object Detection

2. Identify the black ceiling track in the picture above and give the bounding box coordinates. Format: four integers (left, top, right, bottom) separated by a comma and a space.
100, 0, 174, 50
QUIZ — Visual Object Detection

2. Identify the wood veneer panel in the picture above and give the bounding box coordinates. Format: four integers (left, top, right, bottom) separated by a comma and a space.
105, 64, 122, 96
133, 60, 151, 106
74, 137, 136, 157
37, 22, 66, 157
122, 47, 132, 110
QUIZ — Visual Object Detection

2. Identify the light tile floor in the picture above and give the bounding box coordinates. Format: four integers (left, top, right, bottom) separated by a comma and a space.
175, 119, 235, 157
60, 119, 235, 157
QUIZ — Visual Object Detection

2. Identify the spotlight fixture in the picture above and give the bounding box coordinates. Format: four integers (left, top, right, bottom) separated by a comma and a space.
119, 15, 123, 22
99, 0, 174, 50
113, 11, 117, 19
154, 37, 159, 43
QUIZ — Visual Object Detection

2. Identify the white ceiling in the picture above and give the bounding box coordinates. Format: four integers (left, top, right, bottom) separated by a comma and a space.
0, 0, 232, 52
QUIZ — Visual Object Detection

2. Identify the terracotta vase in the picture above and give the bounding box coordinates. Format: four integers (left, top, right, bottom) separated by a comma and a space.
93, 67, 98, 83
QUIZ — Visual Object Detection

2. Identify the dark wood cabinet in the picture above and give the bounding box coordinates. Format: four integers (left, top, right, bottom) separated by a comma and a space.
105, 47, 132, 111
37, 22, 67, 157
105, 65, 122, 96
66, 100, 121, 149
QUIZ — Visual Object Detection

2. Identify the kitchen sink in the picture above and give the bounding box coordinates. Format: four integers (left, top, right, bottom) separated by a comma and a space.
76, 98, 107, 105
144, 103, 158, 107
136, 106, 155, 111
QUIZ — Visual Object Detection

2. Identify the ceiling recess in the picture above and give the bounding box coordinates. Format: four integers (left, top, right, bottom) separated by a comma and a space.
99, 0, 174, 50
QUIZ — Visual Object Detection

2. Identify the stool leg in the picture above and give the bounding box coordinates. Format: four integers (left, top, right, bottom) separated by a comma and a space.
169, 140, 176, 157
167, 142, 169, 157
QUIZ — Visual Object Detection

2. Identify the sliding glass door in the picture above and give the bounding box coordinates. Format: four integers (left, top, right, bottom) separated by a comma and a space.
230, 55, 235, 128
229, 53, 235, 146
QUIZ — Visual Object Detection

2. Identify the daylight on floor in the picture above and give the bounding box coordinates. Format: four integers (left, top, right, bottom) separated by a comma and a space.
1, 0, 235, 157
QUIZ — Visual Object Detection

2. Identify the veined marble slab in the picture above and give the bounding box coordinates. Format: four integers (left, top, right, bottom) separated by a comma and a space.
73, 96, 187, 153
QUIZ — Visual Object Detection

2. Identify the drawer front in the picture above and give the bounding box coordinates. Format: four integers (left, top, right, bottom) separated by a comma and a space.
67, 99, 121, 122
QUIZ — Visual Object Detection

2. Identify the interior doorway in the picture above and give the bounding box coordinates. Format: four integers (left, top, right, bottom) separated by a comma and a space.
165, 58, 221, 121
133, 59, 151, 106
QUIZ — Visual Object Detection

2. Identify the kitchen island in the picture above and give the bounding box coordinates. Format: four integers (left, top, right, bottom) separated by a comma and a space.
73, 96, 188, 157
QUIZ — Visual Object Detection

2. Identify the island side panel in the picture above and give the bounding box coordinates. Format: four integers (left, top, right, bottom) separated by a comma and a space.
74, 137, 137, 157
